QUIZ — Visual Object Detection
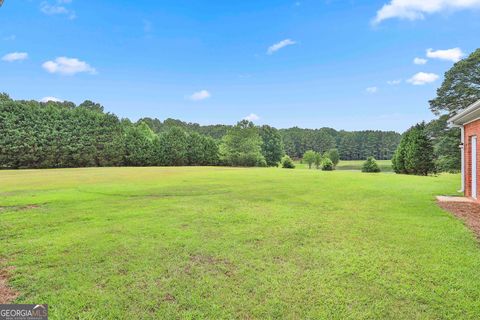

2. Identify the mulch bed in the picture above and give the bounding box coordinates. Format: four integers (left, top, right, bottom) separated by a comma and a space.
438, 201, 480, 239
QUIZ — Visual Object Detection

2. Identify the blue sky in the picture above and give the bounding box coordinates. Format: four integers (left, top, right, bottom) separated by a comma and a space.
1, 0, 480, 132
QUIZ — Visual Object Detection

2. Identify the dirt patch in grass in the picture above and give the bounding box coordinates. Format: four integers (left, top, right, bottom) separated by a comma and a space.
184, 254, 235, 277
0, 204, 41, 213
0, 266, 18, 304
438, 201, 480, 239
163, 293, 176, 303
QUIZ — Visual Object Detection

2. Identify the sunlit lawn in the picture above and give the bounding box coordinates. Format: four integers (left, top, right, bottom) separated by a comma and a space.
1, 167, 479, 319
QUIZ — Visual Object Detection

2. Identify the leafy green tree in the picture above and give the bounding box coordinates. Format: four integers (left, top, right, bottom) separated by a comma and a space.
186, 132, 219, 166
78, 100, 104, 113
425, 50, 480, 173
124, 122, 155, 166
362, 157, 381, 173
259, 125, 284, 166
426, 115, 461, 173
392, 140, 407, 174
314, 152, 323, 169
156, 126, 188, 166
303, 150, 317, 169
219, 120, 266, 167
324, 149, 340, 167
392, 123, 435, 176
429, 49, 480, 116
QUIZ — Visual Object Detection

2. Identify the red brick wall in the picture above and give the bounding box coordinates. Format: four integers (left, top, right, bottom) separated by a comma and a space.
464, 120, 480, 200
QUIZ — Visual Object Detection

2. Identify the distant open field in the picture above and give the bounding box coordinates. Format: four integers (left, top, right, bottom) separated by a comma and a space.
295, 159, 393, 171
1, 167, 479, 319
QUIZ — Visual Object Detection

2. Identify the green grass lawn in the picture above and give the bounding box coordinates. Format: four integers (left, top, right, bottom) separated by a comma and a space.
1, 167, 479, 319
295, 159, 393, 171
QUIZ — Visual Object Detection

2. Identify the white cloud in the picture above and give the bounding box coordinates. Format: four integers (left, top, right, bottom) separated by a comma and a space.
267, 39, 296, 55
387, 79, 402, 85
42, 57, 97, 75
414, 57, 428, 65
188, 90, 211, 101
40, 96, 63, 103
373, 0, 480, 24
41, 1, 76, 19
426, 48, 464, 62
366, 86, 379, 94
244, 113, 260, 121
407, 72, 439, 85
2, 52, 28, 62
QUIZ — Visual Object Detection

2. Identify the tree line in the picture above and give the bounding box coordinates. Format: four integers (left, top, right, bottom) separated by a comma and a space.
0, 93, 401, 169
0, 95, 220, 168
138, 118, 401, 161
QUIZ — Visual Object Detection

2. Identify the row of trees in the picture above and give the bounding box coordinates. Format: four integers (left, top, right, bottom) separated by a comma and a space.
302, 149, 340, 170
0, 95, 287, 169
280, 128, 401, 161
137, 118, 401, 161
0, 95, 221, 168
1, 93, 400, 169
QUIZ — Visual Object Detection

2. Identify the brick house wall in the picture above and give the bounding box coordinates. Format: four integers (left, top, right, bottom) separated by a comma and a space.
464, 120, 480, 200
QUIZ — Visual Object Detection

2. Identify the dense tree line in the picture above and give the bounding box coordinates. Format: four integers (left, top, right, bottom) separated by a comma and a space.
0, 93, 401, 169
139, 117, 401, 161
280, 127, 400, 160
0, 95, 219, 168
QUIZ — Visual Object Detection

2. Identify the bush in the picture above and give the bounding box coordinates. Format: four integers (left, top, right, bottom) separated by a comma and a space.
321, 158, 334, 171
281, 155, 295, 169
362, 157, 381, 173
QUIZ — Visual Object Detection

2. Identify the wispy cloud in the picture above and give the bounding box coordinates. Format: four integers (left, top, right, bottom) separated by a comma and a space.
373, 0, 480, 24
244, 113, 260, 121
413, 57, 428, 65
366, 86, 378, 94
407, 72, 439, 85
387, 79, 401, 85
188, 90, 211, 101
42, 57, 97, 75
267, 39, 296, 55
426, 48, 464, 62
40, 96, 63, 103
2, 52, 28, 62
41, 0, 76, 19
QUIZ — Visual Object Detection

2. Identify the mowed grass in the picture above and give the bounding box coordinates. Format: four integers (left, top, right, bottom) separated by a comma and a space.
1, 167, 480, 319
295, 159, 393, 171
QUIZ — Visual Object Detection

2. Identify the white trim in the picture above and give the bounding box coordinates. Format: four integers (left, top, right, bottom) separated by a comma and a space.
461, 126, 465, 192
449, 99, 480, 125
462, 116, 480, 126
